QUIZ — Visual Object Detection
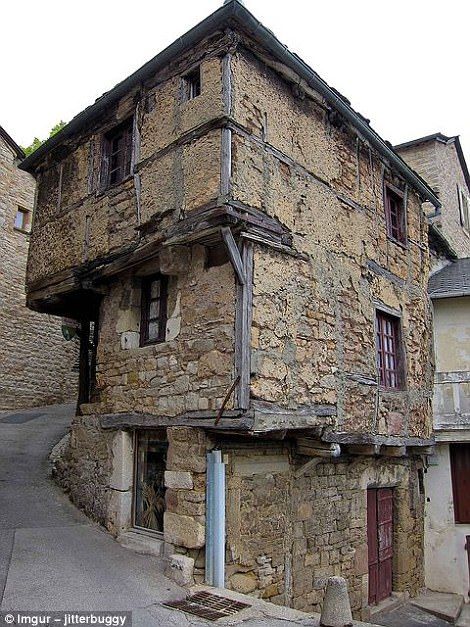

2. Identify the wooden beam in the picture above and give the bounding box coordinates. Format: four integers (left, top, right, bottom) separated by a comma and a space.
296, 438, 340, 458
345, 444, 380, 456
221, 227, 246, 284
381, 446, 406, 458
234, 241, 253, 410
77, 319, 91, 414
99, 410, 253, 432
408, 445, 435, 456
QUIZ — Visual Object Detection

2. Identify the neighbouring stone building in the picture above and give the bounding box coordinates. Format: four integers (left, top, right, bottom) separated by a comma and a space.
21, 1, 439, 619
397, 134, 470, 599
0, 125, 78, 410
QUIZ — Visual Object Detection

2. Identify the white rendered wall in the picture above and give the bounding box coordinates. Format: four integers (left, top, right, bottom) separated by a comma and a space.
424, 443, 470, 598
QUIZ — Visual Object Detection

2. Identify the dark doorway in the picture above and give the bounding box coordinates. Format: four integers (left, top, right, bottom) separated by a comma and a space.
134, 431, 167, 533
368, 487, 393, 605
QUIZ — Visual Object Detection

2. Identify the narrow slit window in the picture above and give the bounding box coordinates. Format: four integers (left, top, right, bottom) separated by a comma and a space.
184, 67, 201, 101
376, 311, 403, 389
384, 183, 406, 244
14, 207, 31, 233
101, 119, 133, 189
140, 274, 168, 346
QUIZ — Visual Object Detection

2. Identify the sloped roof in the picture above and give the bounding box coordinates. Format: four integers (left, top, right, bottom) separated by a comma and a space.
18, 0, 439, 208
395, 133, 470, 195
0, 125, 25, 159
429, 258, 470, 299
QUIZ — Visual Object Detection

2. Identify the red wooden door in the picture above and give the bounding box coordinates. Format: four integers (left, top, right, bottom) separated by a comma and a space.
367, 488, 393, 605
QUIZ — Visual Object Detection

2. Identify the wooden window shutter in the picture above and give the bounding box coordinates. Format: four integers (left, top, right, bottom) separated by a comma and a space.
450, 444, 470, 523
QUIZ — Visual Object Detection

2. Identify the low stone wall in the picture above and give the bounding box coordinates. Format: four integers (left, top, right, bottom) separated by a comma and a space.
53, 414, 115, 526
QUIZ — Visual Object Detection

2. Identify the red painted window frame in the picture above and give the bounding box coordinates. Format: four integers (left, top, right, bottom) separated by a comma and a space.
384, 182, 406, 244
376, 311, 403, 389
140, 274, 168, 347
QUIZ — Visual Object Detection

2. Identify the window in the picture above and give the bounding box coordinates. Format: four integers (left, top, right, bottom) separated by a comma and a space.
183, 67, 201, 101
14, 207, 31, 233
376, 311, 403, 389
450, 444, 470, 523
384, 183, 406, 244
140, 274, 168, 346
101, 119, 133, 189
458, 186, 470, 231
134, 431, 167, 533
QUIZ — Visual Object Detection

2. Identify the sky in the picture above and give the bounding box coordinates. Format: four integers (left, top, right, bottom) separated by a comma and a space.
1, 0, 468, 161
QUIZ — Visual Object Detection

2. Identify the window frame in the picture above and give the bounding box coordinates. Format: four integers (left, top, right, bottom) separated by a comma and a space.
376, 310, 405, 390
458, 185, 470, 232
450, 444, 470, 524
140, 274, 168, 347
14, 207, 32, 233
183, 67, 201, 101
100, 118, 133, 190
384, 182, 407, 245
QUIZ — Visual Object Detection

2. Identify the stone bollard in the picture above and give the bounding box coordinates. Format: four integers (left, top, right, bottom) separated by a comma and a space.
320, 576, 353, 627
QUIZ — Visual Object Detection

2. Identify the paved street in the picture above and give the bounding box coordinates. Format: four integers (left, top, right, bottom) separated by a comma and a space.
0, 404, 318, 626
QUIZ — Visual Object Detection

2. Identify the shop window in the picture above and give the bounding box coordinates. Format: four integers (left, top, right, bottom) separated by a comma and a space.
384, 183, 406, 244
450, 444, 470, 523
140, 274, 168, 346
134, 431, 167, 533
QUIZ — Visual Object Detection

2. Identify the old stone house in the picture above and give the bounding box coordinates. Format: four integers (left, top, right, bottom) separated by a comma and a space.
21, 1, 439, 619
397, 134, 470, 599
0, 125, 78, 410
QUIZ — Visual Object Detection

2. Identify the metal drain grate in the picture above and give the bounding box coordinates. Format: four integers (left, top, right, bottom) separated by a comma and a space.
163, 590, 251, 621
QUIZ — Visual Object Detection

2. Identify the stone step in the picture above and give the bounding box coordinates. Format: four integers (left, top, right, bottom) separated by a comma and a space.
456, 604, 470, 627
117, 529, 164, 558
411, 591, 465, 624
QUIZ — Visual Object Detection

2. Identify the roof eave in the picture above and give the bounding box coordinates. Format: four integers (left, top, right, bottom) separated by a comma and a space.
430, 290, 470, 300
0, 126, 25, 160
18, 0, 440, 207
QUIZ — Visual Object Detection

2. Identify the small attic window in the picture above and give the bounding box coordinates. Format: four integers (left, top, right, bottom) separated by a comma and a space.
183, 67, 201, 101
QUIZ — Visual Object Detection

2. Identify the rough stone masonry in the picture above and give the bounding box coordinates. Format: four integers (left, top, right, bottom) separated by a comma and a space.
20, 1, 437, 621
0, 126, 78, 410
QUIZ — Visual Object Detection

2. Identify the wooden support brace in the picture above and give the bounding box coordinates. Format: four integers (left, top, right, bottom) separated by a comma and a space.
221, 227, 246, 284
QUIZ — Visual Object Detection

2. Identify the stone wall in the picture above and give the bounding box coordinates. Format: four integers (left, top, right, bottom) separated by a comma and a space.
0, 132, 78, 410
397, 138, 470, 260
87, 245, 236, 416
231, 49, 433, 439
224, 443, 425, 620
27, 38, 229, 290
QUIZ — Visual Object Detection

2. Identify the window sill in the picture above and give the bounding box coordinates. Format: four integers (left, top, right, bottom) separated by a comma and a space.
379, 386, 407, 393
95, 173, 134, 198
386, 235, 408, 250
139, 338, 166, 348
13, 227, 31, 235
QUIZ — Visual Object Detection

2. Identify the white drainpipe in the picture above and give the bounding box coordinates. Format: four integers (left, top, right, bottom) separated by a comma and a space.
205, 450, 226, 588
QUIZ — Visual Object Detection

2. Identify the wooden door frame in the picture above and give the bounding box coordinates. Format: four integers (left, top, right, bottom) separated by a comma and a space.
367, 486, 395, 606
